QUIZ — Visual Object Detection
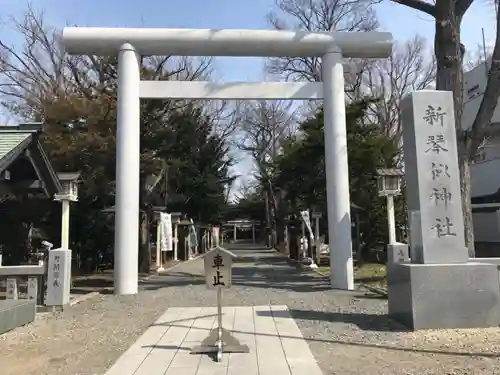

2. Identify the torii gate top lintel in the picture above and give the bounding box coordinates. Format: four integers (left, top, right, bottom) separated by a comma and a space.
62, 27, 393, 59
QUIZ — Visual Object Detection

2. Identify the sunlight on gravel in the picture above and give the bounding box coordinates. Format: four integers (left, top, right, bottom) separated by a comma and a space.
404, 327, 500, 353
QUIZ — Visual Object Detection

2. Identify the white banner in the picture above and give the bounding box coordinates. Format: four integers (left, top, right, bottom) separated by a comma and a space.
212, 226, 220, 247
300, 210, 314, 240
189, 218, 198, 247
160, 212, 173, 251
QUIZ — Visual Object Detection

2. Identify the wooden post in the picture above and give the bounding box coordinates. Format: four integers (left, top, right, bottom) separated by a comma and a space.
285, 225, 290, 254
174, 222, 178, 261
187, 232, 192, 259
156, 218, 162, 270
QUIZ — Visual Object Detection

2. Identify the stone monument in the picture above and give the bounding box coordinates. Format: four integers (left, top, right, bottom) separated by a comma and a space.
46, 248, 72, 307
388, 90, 500, 330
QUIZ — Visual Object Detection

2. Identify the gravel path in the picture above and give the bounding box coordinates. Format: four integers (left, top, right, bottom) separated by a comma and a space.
1, 243, 500, 375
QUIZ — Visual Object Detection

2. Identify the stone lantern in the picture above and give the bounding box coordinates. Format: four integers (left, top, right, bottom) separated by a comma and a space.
376, 168, 404, 244
54, 172, 81, 249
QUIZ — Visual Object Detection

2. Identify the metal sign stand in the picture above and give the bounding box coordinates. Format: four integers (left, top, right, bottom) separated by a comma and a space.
190, 247, 249, 362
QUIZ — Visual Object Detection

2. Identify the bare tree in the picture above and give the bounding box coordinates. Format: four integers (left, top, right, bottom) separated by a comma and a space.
0, 8, 213, 122
0, 7, 221, 271
464, 42, 492, 72
355, 35, 435, 139
390, 0, 500, 256
266, 0, 435, 142
266, 0, 380, 88
233, 178, 259, 202
237, 100, 297, 178
236, 100, 297, 246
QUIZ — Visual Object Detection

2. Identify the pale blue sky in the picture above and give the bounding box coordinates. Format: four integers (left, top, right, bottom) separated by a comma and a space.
0, 0, 496, 195
1, 0, 495, 74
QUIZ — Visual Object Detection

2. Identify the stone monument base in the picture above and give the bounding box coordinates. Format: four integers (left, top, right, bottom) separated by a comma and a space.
387, 262, 500, 330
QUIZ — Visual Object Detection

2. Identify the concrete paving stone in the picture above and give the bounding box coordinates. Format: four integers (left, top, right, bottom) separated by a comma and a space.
229, 306, 256, 347
253, 305, 280, 335
269, 305, 305, 337
227, 366, 258, 375
269, 305, 323, 373
258, 364, 291, 375
104, 305, 322, 375
133, 307, 202, 375
143, 307, 203, 370
253, 305, 291, 373
169, 350, 204, 368
289, 363, 324, 375
199, 353, 230, 368
196, 306, 235, 371
228, 306, 258, 369
159, 307, 203, 344
257, 351, 289, 372
280, 337, 315, 361
184, 307, 218, 349
196, 367, 228, 375
228, 352, 258, 368
164, 367, 198, 375
104, 308, 186, 375
183, 307, 217, 342
255, 336, 286, 357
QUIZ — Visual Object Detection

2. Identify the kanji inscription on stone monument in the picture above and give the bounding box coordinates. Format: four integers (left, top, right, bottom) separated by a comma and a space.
46, 248, 72, 306
423, 105, 446, 126
401, 90, 468, 264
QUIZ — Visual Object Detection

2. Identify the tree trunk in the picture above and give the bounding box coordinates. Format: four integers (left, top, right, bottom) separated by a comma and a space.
264, 189, 271, 247
138, 210, 151, 273
458, 152, 474, 256
434, 2, 475, 255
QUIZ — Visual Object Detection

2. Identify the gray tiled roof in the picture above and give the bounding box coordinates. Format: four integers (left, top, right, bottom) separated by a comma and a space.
376, 168, 404, 176
0, 132, 32, 162
0, 124, 63, 197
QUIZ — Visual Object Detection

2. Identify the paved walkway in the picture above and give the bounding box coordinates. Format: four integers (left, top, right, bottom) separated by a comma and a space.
104, 305, 323, 375
105, 244, 324, 375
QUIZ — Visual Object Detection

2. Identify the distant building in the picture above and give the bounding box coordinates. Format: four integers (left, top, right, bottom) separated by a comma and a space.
462, 60, 500, 248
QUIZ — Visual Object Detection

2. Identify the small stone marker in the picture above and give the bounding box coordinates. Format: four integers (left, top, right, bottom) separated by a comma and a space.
401, 90, 468, 263
191, 246, 249, 362
46, 249, 72, 306
387, 243, 409, 264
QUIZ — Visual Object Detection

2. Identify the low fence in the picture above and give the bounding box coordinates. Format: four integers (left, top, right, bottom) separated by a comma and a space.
0, 276, 42, 302
0, 265, 45, 305
0, 249, 71, 307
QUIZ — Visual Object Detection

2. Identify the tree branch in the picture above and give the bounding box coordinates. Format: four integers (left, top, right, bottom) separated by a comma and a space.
455, 0, 474, 17
390, 0, 436, 17
468, 3, 500, 157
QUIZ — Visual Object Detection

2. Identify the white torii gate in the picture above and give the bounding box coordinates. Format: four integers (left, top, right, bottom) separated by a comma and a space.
62, 28, 393, 295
